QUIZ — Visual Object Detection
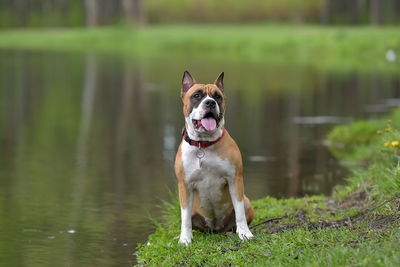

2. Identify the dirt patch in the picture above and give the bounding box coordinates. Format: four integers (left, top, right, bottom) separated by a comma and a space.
334, 188, 372, 210
251, 196, 400, 234
369, 214, 399, 228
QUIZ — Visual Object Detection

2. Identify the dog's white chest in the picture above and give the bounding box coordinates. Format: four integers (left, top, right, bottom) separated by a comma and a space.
181, 142, 235, 184
181, 142, 235, 207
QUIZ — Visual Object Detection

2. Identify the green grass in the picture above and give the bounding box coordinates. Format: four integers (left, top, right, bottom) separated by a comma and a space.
329, 108, 400, 200
328, 108, 400, 163
0, 24, 400, 72
137, 221, 400, 266
135, 107, 400, 266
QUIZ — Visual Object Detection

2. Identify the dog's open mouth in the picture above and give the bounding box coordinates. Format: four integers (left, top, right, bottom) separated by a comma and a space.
193, 112, 218, 132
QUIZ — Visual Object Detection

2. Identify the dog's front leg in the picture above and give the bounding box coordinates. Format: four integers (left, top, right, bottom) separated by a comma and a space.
178, 182, 194, 245
228, 180, 253, 240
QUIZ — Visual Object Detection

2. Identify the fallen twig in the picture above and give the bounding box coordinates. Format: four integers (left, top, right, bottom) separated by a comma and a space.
250, 216, 284, 229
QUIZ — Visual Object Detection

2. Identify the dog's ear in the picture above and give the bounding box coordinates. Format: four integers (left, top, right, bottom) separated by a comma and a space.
181, 71, 196, 95
214, 72, 224, 93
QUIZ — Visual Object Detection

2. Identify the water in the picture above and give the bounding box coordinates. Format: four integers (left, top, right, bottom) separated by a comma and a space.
0, 50, 399, 266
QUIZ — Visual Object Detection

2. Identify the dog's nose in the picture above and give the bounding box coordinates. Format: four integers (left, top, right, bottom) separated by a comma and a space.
204, 100, 216, 108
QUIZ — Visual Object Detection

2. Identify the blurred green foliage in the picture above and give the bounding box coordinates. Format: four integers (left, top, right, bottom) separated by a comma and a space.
146, 0, 324, 23
0, 0, 399, 27
0, 0, 84, 28
327, 120, 381, 160
328, 108, 400, 162
0, 25, 399, 72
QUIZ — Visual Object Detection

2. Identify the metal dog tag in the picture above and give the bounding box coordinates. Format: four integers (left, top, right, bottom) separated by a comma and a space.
196, 145, 205, 167
196, 148, 205, 159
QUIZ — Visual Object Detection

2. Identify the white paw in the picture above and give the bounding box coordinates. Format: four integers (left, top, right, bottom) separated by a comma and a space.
178, 232, 193, 245
237, 224, 254, 240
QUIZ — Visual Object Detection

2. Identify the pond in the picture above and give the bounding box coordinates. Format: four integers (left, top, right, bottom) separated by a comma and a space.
0, 50, 399, 266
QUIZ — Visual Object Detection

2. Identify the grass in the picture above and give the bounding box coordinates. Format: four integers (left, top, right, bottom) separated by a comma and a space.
0, 24, 399, 72
328, 108, 400, 200
135, 107, 400, 266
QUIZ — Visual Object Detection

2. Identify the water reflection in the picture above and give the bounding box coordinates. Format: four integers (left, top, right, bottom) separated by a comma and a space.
0, 50, 399, 266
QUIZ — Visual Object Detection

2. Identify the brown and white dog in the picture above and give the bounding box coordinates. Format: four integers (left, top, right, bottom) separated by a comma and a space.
174, 71, 254, 245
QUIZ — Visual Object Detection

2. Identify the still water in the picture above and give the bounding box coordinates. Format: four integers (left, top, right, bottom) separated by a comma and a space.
0, 50, 399, 266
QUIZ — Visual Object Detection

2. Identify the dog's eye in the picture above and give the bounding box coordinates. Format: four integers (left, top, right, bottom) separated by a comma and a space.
214, 94, 222, 100
193, 93, 201, 99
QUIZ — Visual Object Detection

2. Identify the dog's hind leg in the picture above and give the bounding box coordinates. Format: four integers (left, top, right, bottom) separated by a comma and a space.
244, 195, 254, 225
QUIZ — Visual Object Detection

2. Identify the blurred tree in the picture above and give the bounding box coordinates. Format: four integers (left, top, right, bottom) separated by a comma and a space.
122, 0, 145, 26
370, 0, 382, 25
349, 0, 360, 24
0, 0, 399, 27
319, 0, 331, 24
387, 0, 396, 24
101, 0, 121, 25
84, 0, 100, 26
14, 0, 30, 26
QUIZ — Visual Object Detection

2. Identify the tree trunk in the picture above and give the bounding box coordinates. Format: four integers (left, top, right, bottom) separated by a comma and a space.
349, 0, 359, 24
84, 0, 100, 26
319, 0, 331, 25
14, 0, 29, 26
370, 0, 382, 25
387, 0, 395, 24
122, 0, 145, 26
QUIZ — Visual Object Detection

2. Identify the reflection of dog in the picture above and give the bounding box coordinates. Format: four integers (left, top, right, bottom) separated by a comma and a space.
175, 71, 254, 245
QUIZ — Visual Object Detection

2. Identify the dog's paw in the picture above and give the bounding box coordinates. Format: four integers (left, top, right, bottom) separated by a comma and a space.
178, 233, 193, 246
237, 224, 254, 241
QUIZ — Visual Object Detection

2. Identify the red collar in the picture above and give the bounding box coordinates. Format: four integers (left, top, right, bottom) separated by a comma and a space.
182, 127, 225, 148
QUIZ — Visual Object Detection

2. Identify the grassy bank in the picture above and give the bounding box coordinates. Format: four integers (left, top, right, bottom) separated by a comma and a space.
0, 25, 399, 71
135, 108, 400, 266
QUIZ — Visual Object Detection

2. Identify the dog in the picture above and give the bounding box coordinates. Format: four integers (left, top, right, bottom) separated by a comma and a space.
174, 71, 254, 245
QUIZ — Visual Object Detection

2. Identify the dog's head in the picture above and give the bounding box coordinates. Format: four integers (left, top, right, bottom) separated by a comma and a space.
181, 71, 226, 140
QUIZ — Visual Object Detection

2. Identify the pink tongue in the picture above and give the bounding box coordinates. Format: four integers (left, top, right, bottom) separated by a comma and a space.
201, 117, 217, 131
